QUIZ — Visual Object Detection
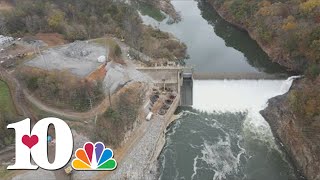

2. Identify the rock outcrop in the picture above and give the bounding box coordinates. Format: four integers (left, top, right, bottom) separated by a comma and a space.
261, 79, 320, 180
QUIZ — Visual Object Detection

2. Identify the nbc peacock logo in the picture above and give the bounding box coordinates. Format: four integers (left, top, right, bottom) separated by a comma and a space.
72, 142, 117, 170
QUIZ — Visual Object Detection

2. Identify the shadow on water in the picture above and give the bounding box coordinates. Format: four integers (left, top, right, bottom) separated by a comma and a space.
197, 0, 288, 74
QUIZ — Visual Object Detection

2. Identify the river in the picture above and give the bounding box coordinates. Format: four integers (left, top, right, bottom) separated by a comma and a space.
140, 0, 299, 179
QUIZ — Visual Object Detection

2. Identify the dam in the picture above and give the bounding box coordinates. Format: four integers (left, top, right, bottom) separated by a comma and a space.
137, 0, 301, 179
180, 70, 288, 106
136, 65, 299, 179
138, 66, 288, 107
136, 66, 192, 106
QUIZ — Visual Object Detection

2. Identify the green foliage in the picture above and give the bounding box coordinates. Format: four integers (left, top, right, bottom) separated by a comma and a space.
300, 27, 320, 62
305, 64, 320, 79
309, 27, 320, 46
288, 81, 320, 121
300, 0, 320, 14
229, 0, 258, 21
2, 0, 186, 62
0, 81, 17, 117
63, 24, 87, 41
137, 2, 166, 22
114, 44, 122, 57
104, 108, 120, 121
47, 9, 65, 31
284, 33, 299, 53
2, 0, 139, 41
108, 39, 123, 62
0, 81, 18, 148
0, 113, 16, 148
211, 0, 320, 72
257, 22, 273, 43
26, 76, 39, 90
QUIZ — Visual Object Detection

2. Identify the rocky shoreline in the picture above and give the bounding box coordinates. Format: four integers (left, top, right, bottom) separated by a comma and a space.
261, 79, 320, 180
206, 1, 299, 71
108, 95, 180, 179
206, 1, 319, 179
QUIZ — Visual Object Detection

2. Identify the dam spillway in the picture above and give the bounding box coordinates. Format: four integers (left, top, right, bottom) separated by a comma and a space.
179, 71, 288, 107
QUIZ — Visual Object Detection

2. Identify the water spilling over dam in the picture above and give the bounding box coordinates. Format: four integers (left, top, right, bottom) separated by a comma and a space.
159, 78, 299, 180
138, 0, 301, 179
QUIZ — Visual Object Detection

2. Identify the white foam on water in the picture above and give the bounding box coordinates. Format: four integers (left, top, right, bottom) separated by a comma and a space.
191, 155, 200, 180
190, 77, 300, 179
193, 77, 299, 129
193, 77, 299, 113
197, 136, 245, 180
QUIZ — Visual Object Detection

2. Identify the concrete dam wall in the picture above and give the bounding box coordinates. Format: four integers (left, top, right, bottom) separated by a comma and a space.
180, 77, 193, 106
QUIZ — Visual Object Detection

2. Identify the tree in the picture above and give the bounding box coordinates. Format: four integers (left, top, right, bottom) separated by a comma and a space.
300, 0, 320, 14
47, 9, 65, 31
0, 17, 8, 35
122, 7, 142, 51
282, 16, 297, 31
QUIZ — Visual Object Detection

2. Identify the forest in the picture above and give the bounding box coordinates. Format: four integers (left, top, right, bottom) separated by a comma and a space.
209, 0, 320, 74
0, 0, 187, 61
0, 0, 137, 41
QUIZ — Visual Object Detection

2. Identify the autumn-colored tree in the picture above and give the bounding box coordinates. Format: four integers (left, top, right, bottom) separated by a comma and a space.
282, 16, 297, 31
47, 9, 65, 31
300, 0, 320, 14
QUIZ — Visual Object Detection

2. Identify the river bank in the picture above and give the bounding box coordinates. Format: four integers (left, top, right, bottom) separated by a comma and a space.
205, 0, 320, 73
205, 0, 296, 72
261, 78, 320, 180
108, 94, 181, 179
206, 1, 319, 179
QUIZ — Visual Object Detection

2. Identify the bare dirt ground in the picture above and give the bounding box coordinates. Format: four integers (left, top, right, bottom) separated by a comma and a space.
86, 63, 107, 81
35, 33, 66, 47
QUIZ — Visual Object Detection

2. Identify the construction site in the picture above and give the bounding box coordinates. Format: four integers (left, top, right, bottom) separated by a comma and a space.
0, 34, 192, 179
26, 41, 108, 77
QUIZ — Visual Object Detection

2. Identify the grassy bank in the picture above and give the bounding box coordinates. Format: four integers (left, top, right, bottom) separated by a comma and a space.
0, 80, 17, 117
0, 80, 18, 147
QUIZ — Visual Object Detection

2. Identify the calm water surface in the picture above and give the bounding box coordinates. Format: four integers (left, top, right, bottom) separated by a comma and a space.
140, 0, 286, 74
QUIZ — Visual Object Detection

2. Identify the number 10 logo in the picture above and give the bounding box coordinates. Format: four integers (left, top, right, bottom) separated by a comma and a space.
7, 118, 73, 170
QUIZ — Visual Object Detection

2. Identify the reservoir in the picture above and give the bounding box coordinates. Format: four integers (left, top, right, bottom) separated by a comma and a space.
140, 0, 286, 74
140, 0, 299, 179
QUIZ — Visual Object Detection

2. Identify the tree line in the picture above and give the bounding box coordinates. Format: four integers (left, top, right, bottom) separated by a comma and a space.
0, 0, 141, 42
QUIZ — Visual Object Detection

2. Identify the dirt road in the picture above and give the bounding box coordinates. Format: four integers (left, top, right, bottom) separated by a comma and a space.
24, 90, 111, 120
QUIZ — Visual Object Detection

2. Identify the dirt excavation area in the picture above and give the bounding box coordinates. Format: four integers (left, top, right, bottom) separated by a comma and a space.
25, 41, 108, 77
